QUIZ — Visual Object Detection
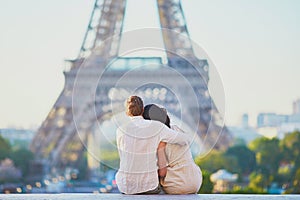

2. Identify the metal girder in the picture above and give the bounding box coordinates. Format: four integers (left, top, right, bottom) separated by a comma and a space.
78, 0, 126, 60
157, 0, 195, 59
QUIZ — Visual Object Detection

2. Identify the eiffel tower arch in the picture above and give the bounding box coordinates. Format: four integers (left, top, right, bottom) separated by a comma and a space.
30, 0, 232, 173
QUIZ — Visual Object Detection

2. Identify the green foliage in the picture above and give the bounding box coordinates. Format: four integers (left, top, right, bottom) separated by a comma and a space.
225, 145, 256, 175
248, 171, 268, 193
0, 135, 11, 160
279, 131, 300, 193
291, 168, 300, 193
0, 135, 35, 181
249, 137, 281, 175
281, 131, 300, 151
195, 131, 300, 193
10, 148, 34, 177
281, 131, 300, 169
198, 170, 213, 194
195, 150, 238, 174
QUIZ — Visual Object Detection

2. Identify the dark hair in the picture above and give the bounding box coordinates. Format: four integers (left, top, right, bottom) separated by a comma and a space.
143, 104, 170, 128
126, 96, 144, 116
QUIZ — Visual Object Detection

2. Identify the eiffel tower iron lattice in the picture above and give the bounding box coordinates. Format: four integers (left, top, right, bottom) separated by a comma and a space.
30, 0, 232, 171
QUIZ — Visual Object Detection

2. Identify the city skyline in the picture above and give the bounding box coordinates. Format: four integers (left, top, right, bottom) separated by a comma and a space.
1, 0, 300, 129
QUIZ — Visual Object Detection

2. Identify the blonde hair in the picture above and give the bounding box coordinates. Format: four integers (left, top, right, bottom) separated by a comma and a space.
126, 96, 144, 116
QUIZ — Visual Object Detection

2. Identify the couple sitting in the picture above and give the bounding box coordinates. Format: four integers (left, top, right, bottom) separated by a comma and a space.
115, 95, 202, 194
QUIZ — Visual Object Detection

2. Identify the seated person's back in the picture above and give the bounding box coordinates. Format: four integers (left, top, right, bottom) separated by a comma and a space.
143, 104, 202, 194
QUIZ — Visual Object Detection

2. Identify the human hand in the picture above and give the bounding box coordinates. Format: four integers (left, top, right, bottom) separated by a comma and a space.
158, 166, 167, 178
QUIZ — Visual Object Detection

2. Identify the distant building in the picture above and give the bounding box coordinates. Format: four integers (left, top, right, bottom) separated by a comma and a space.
277, 123, 300, 139
242, 113, 249, 128
228, 114, 262, 144
257, 113, 288, 128
256, 112, 300, 139
288, 113, 300, 123
293, 99, 300, 114
256, 100, 300, 138
228, 126, 262, 144
0, 129, 35, 148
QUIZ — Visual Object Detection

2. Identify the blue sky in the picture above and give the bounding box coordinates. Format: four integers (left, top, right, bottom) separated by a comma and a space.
0, 0, 300, 128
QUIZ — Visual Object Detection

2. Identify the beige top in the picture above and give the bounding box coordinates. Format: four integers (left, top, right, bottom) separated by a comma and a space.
160, 125, 203, 194
115, 116, 190, 194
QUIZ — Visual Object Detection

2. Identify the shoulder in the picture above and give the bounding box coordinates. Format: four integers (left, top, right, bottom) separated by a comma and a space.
149, 120, 165, 127
136, 119, 165, 129
116, 123, 129, 136
149, 120, 168, 132
171, 125, 185, 133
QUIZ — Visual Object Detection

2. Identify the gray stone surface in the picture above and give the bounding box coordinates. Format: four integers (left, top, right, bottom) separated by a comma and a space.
0, 194, 299, 200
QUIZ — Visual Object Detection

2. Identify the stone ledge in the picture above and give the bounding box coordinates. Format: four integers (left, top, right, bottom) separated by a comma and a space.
0, 194, 299, 200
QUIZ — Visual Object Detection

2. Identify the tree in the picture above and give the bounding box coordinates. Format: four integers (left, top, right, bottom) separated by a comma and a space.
0, 135, 11, 160
248, 171, 268, 193
280, 131, 300, 169
195, 150, 239, 174
198, 170, 213, 194
10, 148, 34, 177
280, 131, 300, 192
292, 168, 300, 193
249, 137, 281, 176
225, 145, 256, 176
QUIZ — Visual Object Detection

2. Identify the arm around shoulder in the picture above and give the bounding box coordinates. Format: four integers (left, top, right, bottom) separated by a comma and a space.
160, 125, 191, 145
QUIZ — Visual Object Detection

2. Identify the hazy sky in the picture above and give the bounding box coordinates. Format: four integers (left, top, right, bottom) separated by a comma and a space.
1, 0, 300, 129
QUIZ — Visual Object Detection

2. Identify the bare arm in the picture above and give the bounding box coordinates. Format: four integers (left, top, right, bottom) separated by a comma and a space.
157, 142, 168, 178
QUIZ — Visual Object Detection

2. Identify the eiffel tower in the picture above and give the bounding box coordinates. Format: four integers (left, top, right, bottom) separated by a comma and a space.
30, 0, 232, 171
